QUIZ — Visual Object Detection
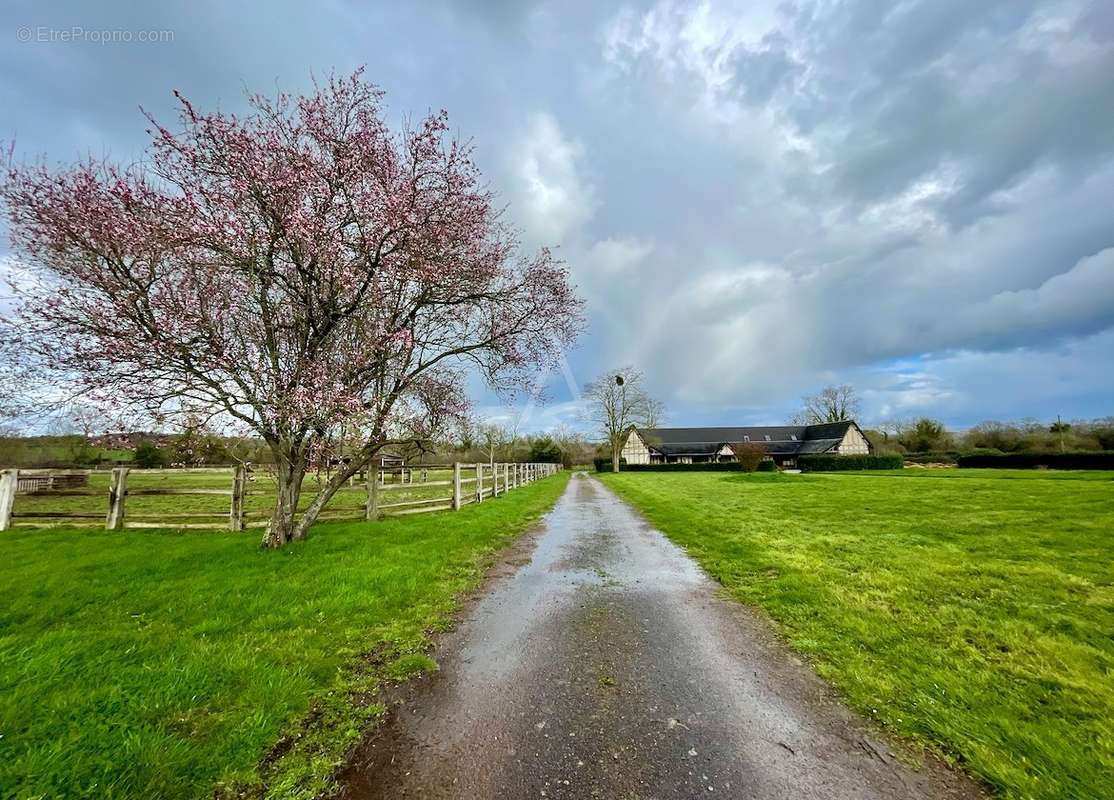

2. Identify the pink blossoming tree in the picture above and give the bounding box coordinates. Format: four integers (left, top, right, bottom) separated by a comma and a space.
2, 71, 583, 547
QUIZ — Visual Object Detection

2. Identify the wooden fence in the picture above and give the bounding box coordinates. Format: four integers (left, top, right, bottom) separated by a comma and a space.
0, 462, 560, 532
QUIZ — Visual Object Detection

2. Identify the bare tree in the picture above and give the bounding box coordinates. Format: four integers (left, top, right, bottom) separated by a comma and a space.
476, 421, 511, 465
581, 367, 660, 472
645, 397, 667, 428
790, 384, 861, 425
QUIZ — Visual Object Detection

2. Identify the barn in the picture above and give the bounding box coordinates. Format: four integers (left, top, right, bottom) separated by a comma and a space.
620, 421, 872, 468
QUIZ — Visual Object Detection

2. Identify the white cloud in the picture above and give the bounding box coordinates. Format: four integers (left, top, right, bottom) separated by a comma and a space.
508, 112, 595, 247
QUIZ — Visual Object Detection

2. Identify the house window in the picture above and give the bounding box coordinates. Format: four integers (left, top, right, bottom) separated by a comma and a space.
764, 435, 771, 441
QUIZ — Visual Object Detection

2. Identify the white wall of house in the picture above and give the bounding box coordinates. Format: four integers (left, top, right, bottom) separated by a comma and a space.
621, 429, 651, 464
836, 425, 871, 455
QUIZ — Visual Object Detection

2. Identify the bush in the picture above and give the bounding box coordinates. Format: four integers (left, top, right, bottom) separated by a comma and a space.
756, 459, 778, 472
798, 454, 904, 471
734, 442, 766, 472
133, 440, 168, 469
956, 451, 1114, 470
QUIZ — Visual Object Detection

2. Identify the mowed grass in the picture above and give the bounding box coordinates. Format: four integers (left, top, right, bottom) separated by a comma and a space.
600, 469, 1114, 800
0, 471, 568, 800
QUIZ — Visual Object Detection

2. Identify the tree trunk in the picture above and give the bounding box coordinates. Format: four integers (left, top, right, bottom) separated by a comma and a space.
262, 455, 305, 549
290, 457, 369, 541
611, 445, 620, 473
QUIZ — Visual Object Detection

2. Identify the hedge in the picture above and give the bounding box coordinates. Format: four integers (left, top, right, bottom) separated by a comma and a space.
756, 459, 778, 472
956, 451, 1114, 470
797, 454, 904, 471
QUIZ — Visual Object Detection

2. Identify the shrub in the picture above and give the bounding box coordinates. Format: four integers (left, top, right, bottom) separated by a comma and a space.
133, 440, 167, 469
756, 459, 778, 472
734, 442, 766, 472
798, 454, 904, 471
956, 451, 1114, 470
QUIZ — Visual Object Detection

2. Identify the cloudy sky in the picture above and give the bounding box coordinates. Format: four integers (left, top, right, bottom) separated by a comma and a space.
2, 0, 1112, 432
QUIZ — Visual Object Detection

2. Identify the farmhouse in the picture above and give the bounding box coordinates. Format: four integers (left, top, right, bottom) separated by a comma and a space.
621, 421, 872, 468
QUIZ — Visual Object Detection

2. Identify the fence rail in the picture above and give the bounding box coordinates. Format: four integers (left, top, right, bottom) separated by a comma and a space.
0, 462, 561, 533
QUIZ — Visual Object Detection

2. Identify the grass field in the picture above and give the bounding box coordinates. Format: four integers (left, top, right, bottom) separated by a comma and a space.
0, 470, 568, 800
600, 469, 1114, 800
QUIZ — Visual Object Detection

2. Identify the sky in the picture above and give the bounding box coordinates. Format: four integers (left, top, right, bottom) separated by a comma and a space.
1, 0, 1112, 434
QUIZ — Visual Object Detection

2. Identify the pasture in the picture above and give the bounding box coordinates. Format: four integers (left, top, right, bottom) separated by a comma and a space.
600, 469, 1114, 800
0, 470, 569, 799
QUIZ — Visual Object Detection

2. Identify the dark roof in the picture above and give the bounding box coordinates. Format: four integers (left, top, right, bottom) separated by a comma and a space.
634, 420, 860, 457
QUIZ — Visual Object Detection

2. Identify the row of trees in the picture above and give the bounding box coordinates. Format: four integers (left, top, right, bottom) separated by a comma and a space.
791, 386, 1114, 454
869, 417, 1114, 455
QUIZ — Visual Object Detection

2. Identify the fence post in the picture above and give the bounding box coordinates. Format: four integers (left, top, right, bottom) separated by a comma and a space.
504, 463, 510, 495
365, 467, 380, 520
492, 463, 500, 498
0, 469, 17, 532
475, 462, 483, 503
452, 462, 462, 511
229, 465, 246, 532
105, 467, 129, 530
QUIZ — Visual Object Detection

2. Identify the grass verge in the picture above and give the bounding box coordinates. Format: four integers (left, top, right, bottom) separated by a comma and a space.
0, 471, 568, 799
599, 469, 1114, 800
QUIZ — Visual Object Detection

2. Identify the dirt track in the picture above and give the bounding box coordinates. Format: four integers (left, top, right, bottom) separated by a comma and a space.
340, 472, 982, 799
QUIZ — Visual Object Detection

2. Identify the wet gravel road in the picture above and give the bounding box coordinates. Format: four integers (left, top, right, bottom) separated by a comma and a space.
341, 473, 981, 800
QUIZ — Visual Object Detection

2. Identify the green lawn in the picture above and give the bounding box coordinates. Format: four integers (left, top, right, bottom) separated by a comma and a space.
600, 469, 1114, 800
0, 471, 568, 800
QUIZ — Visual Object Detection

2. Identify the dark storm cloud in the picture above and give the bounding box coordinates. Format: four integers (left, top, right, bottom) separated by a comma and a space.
1, 0, 1112, 427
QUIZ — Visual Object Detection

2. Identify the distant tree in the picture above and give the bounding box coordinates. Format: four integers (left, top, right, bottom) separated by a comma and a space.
46, 403, 112, 466
133, 440, 168, 469
527, 437, 562, 464
875, 418, 904, 443
581, 367, 661, 472
1091, 418, 1114, 450
548, 424, 594, 468
898, 418, 949, 453
2, 71, 582, 547
477, 421, 512, 466
791, 384, 861, 425
966, 421, 1025, 453
645, 397, 667, 428
169, 422, 230, 466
